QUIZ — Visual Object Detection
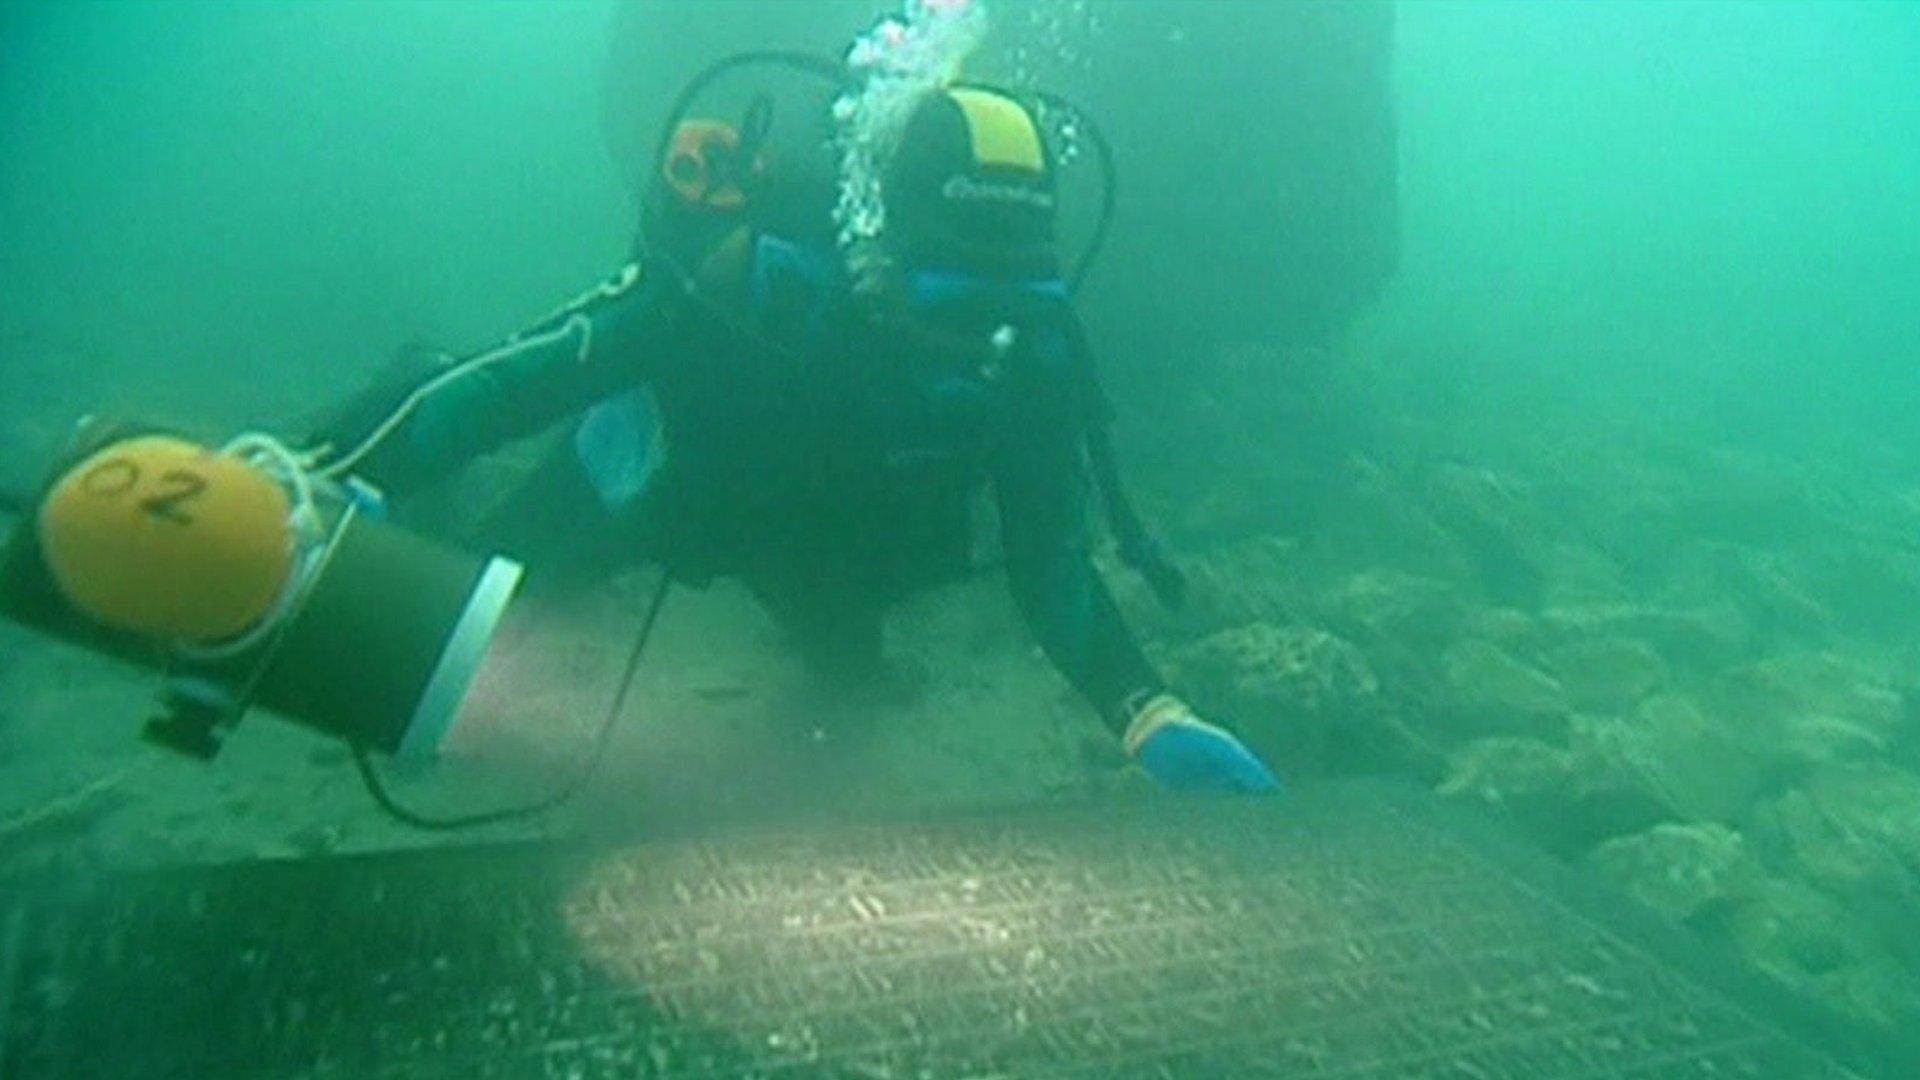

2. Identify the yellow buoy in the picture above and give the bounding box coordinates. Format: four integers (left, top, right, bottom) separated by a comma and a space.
37, 435, 295, 642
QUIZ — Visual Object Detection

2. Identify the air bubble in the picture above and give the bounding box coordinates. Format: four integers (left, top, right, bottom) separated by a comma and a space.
831, 0, 991, 293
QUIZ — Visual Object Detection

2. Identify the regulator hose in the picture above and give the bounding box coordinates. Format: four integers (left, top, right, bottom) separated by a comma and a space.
1032, 88, 1117, 296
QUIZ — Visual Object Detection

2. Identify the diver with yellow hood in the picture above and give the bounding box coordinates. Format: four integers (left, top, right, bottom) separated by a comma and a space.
298, 32, 1280, 794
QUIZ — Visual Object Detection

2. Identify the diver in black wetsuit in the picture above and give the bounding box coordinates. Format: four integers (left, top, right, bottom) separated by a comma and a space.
307, 82, 1277, 793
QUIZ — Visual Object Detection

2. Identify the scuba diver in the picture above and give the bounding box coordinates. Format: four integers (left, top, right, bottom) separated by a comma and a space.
302, 62, 1279, 796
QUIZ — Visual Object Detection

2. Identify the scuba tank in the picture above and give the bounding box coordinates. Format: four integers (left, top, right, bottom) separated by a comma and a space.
0, 420, 523, 761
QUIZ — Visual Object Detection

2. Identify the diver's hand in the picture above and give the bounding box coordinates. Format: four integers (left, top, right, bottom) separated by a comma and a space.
295, 344, 453, 488
1123, 694, 1281, 794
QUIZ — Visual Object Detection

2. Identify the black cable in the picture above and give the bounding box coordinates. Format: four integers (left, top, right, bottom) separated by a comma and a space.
351, 568, 674, 831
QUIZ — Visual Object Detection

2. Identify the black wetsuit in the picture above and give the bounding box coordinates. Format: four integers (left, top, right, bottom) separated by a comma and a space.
321, 240, 1164, 735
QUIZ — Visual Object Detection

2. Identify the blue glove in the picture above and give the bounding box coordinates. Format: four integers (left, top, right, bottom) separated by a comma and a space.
1124, 694, 1281, 794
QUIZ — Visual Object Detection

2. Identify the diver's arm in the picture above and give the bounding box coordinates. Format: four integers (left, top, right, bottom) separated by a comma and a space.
997, 474, 1277, 794
304, 262, 674, 494
990, 393, 1161, 735
994, 321, 1277, 793
995, 469, 1164, 736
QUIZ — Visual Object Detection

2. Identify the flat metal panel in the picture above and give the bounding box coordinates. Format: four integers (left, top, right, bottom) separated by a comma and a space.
0, 784, 1890, 1078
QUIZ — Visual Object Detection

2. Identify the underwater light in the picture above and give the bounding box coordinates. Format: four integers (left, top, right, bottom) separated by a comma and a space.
0, 418, 523, 763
